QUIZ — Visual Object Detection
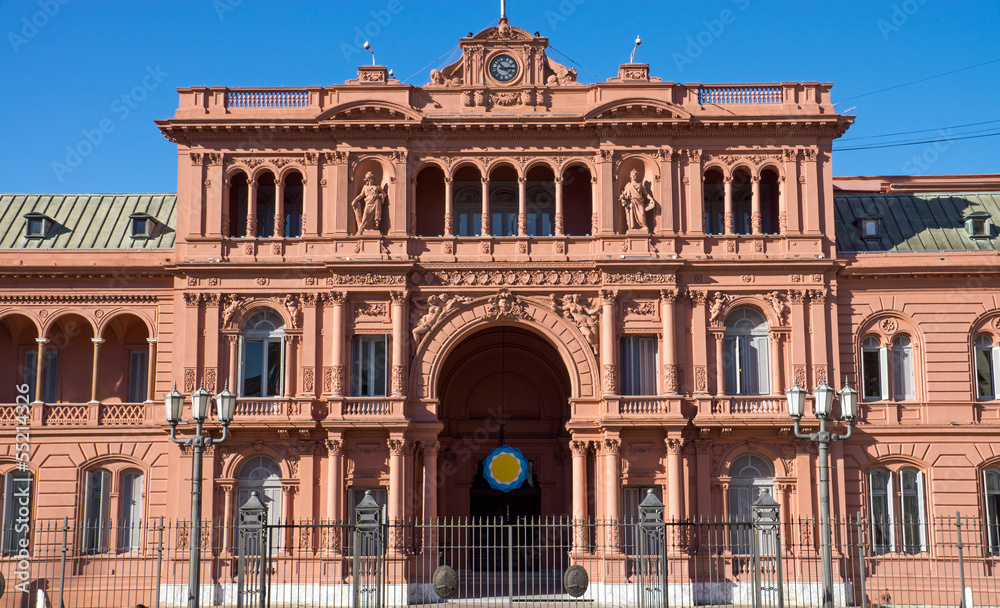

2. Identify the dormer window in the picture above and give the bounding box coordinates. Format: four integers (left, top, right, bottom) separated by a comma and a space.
129, 213, 154, 239
965, 211, 992, 239
24, 213, 48, 239
858, 214, 881, 240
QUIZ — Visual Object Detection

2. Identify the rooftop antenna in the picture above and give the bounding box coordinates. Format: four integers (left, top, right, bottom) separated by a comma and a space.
363, 41, 375, 65
501, 0, 506, 20
630, 35, 642, 63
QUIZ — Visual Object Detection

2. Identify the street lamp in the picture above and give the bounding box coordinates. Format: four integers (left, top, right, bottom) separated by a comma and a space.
786, 378, 858, 608
165, 381, 236, 608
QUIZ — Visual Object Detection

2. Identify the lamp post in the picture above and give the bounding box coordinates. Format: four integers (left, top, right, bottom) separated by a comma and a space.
785, 378, 857, 608
165, 382, 236, 608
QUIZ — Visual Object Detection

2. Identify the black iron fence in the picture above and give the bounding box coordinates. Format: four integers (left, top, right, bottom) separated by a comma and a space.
0, 504, 997, 607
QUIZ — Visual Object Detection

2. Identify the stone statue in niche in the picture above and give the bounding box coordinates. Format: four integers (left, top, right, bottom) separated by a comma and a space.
618, 169, 655, 232
709, 292, 728, 325
351, 171, 388, 235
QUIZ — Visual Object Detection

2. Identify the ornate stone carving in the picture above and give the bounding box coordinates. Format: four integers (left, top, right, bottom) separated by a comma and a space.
388, 439, 407, 456
391, 365, 405, 395
724, 212, 734, 234
354, 302, 389, 320
880, 318, 898, 334
183, 293, 200, 308
602, 364, 617, 394
708, 292, 728, 325
694, 366, 708, 393
331, 364, 345, 396
768, 291, 788, 325
331, 273, 405, 286
351, 171, 387, 236
602, 270, 676, 285
665, 438, 684, 454
793, 365, 807, 389
663, 364, 679, 394
489, 91, 520, 106
622, 300, 657, 317
485, 288, 528, 320
550, 293, 599, 352
283, 294, 302, 328
410, 294, 472, 348
569, 440, 589, 456
619, 169, 655, 232
302, 367, 315, 394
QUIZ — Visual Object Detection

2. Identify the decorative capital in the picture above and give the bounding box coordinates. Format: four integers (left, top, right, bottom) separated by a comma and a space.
389, 291, 407, 305
570, 440, 589, 457
603, 438, 621, 455
660, 289, 678, 304
665, 438, 684, 454
388, 438, 407, 456
326, 439, 343, 456
599, 289, 618, 305
328, 291, 347, 305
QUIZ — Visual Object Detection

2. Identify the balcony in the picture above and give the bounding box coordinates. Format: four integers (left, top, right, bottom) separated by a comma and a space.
327, 397, 406, 422
601, 396, 685, 421
0, 402, 150, 427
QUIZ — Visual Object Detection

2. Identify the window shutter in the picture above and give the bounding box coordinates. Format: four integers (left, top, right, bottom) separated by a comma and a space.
129, 350, 148, 403
887, 471, 896, 552
723, 336, 737, 395
237, 336, 245, 397
752, 335, 770, 395
992, 346, 1000, 399
879, 347, 890, 401
23, 350, 37, 403
916, 470, 927, 552
44, 350, 58, 401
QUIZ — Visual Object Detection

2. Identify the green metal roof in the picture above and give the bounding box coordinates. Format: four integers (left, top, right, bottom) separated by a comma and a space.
0, 194, 176, 249
834, 191, 1000, 253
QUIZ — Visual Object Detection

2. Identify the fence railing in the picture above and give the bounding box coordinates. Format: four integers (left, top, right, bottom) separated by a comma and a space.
698, 86, 783, 105
0, 514, 996, 608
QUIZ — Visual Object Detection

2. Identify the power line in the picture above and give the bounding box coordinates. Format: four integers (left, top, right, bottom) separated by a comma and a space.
835, 58, 1000, 103
838, 119, 1000, 142
833, 131, 1000, 152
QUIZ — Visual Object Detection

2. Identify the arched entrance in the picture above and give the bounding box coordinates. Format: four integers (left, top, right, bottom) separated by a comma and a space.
436, 325, 572, 520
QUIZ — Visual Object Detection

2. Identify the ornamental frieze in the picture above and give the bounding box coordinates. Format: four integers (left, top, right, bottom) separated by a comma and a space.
601, 270, 676, 285
410, 269, 601, 287
0, 294, 158, 304
328, 273, 406, 286
353, 302, 388, 321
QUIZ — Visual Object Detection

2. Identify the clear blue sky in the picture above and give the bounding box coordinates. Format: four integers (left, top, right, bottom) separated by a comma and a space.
1, 0, 997, 194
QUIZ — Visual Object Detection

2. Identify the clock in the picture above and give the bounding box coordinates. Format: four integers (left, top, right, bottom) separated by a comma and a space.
489, 54, 519, 82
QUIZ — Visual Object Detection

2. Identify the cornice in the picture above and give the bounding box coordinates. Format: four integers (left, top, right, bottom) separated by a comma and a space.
0, 294, 160, 304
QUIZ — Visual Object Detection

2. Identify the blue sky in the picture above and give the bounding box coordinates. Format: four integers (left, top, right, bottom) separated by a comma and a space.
1, 0, 997, 194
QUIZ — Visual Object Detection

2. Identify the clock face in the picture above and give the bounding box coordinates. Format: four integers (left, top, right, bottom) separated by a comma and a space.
489, 54, 519, 82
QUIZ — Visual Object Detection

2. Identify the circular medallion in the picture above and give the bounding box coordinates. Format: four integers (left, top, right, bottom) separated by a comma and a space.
563, 565, 588, 597
432, 565, 458, 599
489, 54, 519, 82
483, 445, 528, 492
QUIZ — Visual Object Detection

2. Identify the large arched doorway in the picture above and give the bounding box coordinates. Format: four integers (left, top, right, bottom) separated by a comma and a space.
436, 325, 572, 520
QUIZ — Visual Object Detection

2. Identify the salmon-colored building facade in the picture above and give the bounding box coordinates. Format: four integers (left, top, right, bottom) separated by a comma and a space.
2, 16, 999, 606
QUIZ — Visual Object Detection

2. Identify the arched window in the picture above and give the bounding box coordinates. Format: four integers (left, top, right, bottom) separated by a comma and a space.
2, 470, 32, 555
236, 456, 283, 553
723, 308, 770, 395
732, 169, 752, 235
255, 172, 276, 238
728, 454, 774, 554
868, 466, 926, 553
891, 335, 914, 400
985, 468, 1000, 554
703, 169, 724, 235
240, 309, 285, 398
227, 172, 248, 238
975, 334, 998, 400
283, 172, 303, 238
861, 336, 885, 401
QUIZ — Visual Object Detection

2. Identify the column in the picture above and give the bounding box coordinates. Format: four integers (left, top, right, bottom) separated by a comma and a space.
789, 290, 808, 388
600, 290, 618, 395
331, 292, 347, 396
770, 334, 783, 396
33, 338, 49, 403
659, 149, 675, 234
226, 335, 239, 394
207, 157, 224, 237
723, 176, 734, 235
90, 338, 104, 403
604, 437, 622, 549
803, 150, 820, 234
274, 177, 285, 237
590, 175, 599, 237
146, 338, 157, 402
422, 440, 439, 522
783, 150, 800, 235
302, 296, 318, 398
665, 437, 684, 521
390, 291, 407, 396
713, 332, 725, 396
695, 441, 712, 517
517, 176, 527, 237
751, 175, 762, 235
480, 177, 491, 237
777, 483, 792, 549
443, 177, 454, 236
304, 155, 320, 236
811, 288, 829, 387
222, 484, 235, 551
326, 438, 344, 522
554, 176, 564, 236
660, 290, 678, 394
690, 292, 709, 394
246, 178, 257, 237
300, 442, 316, 521
570, 440, 588, 550
387, 437, 406, 553
685, 150, 704, 235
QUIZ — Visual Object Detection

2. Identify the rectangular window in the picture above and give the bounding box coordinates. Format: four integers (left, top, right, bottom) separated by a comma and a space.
84, 469, 111, 554
620, 336, 657, 396
2, 472, 32, 555
899, 469, 926, 553
724, 335, 770, 396
869, 471, 894, 553
241, 338, 284, 398
984, 471, 1000, 554
128, 350, 148, 403
23, 349, 58, 403
351, 335, 388, 397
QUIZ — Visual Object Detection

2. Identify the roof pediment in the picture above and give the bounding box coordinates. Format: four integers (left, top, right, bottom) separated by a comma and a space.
318, 100, 422, 123
585, 98, 691, 122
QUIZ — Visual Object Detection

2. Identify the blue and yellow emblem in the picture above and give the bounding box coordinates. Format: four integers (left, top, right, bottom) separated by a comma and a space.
483, 445, 528, 492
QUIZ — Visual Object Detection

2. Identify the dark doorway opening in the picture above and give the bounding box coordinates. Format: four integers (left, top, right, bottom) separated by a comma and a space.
469, 459, 541, 522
